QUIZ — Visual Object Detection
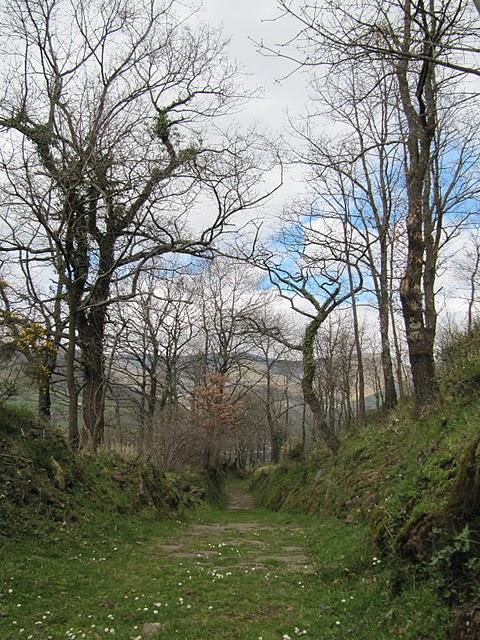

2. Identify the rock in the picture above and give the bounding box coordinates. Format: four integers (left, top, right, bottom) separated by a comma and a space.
141, 622, 165, 638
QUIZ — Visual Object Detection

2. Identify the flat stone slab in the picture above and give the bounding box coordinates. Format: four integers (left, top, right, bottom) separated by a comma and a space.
156, 544, 183, 554
190, 523, 275, 534
152, 490, 314, 577
142, 622, 164, 638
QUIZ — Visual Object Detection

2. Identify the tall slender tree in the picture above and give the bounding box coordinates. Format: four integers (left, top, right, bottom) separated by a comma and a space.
268, 0, 480, 410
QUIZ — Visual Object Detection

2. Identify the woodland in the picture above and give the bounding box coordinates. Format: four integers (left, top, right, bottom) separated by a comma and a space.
1, 1, 480, 639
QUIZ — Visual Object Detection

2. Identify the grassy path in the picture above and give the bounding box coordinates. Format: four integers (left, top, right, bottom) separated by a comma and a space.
0, 482, 448, 640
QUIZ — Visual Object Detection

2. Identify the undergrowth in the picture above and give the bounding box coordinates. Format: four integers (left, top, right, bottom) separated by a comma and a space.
0, 404, 218, 538
251, 327, 480, 636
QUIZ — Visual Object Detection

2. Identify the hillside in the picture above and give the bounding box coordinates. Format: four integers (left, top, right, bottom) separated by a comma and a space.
251, 333, 480, 638
1, 331, 480, 639
0, 404, 218, 538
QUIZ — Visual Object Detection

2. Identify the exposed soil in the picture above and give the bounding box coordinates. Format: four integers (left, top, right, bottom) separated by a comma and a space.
225, 484, 256, 511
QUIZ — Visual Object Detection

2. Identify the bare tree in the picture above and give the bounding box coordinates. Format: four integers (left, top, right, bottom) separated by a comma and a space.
184, 260, 270, 465
249, 213, 364, 454
247, 310, 296, 462
0, 0, 279, 448
190, 260, 267, 387
269, 1, 480, 78
314, 313, 358, 432
453, 232, 480, 332
267, 0, 480, 410
108, 266, 198, 452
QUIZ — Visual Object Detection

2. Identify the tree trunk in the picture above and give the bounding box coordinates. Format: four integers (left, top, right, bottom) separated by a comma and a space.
78, 239, 114, 450
271, 431, 282, 464
139, 362, 147, 454
146, 350, 159, 453
37, 376, 51, 421
300, 401, 306, 454
390, 304, 406, 400
407, 347, 436, 408
396, 9, 438, 411
65, 193, 88, 450
37, 350, 57, 422
66, 297, 80, 450
348, 271, 367, 424
399, 194, 437, 409
81, 333, 106, 450
467, 244, 480, 333
379, 293, 398, 410
266, 364, 281, 463
389, 234, 407, 401
37, 269, 63, 424
468, 274, 476, 334
302, 316, 339, 454
78, 292, 110, 450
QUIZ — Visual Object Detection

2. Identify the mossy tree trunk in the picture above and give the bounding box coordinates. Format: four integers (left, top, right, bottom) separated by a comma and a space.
37, 353, 56, 422
302, 315, 339, 455
77, 236, 114, 451
259, 261, 362, 455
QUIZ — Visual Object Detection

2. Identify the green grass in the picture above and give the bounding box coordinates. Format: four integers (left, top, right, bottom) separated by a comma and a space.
3, 329, 479, 639
0, 484, 448, 640
251, 391, 480, 549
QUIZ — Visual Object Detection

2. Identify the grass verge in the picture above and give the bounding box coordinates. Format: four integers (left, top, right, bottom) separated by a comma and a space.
0, 486, 449, 640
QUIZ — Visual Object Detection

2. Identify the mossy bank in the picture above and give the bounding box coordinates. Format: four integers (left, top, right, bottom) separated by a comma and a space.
251, 361, 480, 637
0, 404, 219, 538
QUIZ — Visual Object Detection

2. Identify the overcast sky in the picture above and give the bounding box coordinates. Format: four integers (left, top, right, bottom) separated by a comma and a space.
194, 1, 472, 327
200, 0, 307, 131
195, 0, 312, 233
